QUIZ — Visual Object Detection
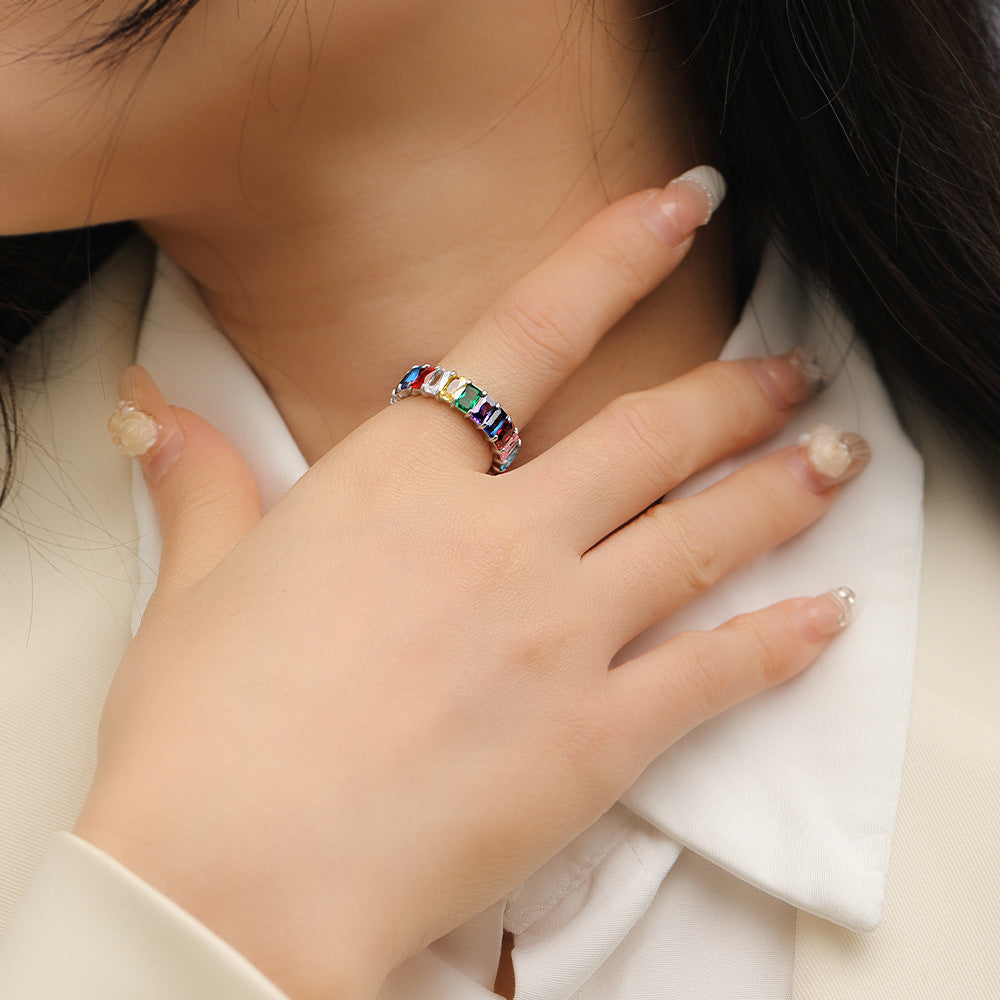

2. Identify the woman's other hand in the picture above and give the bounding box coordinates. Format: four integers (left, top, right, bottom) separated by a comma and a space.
76, 169, 868, 1000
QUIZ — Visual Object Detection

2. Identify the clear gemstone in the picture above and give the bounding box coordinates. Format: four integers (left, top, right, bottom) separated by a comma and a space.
422, 367, 452, 395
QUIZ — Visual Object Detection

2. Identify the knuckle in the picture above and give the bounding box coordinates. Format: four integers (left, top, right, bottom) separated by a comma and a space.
661, 506, 722, 595
677, 632, 733, 719
589, 231, 649, 298
562, 697, 638, 798
730, 611, 796, 688
492, 288, 582, 372
703, 361, 764, 448
605, 393, 688, 486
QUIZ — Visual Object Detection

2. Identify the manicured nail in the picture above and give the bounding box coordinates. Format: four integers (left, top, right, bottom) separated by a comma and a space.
749, 347, 828, 410
793, 586, 857, 641
641, 165, 727, 248
786, 422, 871, 493
108, 402, 159, 458
111, 366, 185, 485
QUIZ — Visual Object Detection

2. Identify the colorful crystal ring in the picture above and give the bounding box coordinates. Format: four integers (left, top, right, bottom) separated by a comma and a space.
390, 364, 521, 473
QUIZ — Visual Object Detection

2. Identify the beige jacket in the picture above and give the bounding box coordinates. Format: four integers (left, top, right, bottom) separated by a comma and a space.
0, 242, 997, 997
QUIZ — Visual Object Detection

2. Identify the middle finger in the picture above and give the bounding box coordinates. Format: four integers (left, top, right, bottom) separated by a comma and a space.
528, 351, 822, 552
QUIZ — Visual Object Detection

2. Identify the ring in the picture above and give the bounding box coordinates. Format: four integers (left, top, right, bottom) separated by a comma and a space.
390, 364, 521, 473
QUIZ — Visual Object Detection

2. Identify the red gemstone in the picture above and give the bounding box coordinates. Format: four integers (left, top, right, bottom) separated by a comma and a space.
411, 366, 433, 392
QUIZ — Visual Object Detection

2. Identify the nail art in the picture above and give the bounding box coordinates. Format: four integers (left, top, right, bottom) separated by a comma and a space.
673, 166, 728, 226
827, 586, 858, 628
107, 401, 160, 458
641, 165, 727, 247
750, 347, 828, 410
787, 347, 828, 393
787, 422, 871, 492
793, 586, 858, 641
800, 423, 869, 479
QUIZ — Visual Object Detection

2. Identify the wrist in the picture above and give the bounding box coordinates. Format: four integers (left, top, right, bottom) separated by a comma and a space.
74, 791, 389, 1000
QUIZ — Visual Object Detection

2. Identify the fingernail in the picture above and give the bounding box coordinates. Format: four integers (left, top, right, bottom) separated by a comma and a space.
641, 165, 727, 248
793, 586, 857, 641
108, 401, 159, 458
786, 422, 871, 493
111, 366, 185, 485
749, 347, 828, 410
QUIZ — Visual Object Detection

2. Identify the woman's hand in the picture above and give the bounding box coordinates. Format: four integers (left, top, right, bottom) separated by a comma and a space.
76, 174, 867, 1000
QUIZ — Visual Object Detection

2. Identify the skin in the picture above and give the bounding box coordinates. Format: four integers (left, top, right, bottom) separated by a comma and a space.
0, 0, 731, 458
1, 2, 870, 998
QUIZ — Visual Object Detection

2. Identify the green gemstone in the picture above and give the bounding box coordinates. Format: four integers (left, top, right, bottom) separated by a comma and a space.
455, 384, 483, 413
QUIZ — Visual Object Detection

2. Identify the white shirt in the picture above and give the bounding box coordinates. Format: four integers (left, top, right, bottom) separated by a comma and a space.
0, 241, 924, 998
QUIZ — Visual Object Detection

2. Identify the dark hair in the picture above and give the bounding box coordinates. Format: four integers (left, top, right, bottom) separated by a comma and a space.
2, 0, 1000, 502
664, 0, 1000, 482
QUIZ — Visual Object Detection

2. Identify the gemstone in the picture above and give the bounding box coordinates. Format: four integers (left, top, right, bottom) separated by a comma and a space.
496, 423, 519, 459
454, 384, 483, 413
421, 367, 452, 396
395, 365, 424, 398
469, 395, 497, 426
484, 408, 508, 439
439, 375, 469, 404
411, 366, 434, 392
497, 441, 520, 472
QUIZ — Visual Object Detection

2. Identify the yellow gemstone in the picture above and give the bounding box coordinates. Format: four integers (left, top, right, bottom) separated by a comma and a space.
440, 374, 469, 404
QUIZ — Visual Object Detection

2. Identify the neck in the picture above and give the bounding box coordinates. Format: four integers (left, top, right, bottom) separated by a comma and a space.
140, 3, 736, 463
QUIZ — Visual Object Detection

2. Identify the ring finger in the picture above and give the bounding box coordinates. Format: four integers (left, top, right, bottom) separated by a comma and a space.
528, 350, 822, 552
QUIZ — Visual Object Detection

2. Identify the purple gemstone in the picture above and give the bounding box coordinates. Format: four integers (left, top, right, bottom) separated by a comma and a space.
469, 395, 497, 427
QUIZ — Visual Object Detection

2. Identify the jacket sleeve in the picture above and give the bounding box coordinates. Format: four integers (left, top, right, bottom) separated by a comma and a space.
0, 832, 290, 998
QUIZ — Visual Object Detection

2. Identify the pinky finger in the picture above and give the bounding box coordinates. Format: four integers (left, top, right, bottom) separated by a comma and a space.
605, 588, 857, 767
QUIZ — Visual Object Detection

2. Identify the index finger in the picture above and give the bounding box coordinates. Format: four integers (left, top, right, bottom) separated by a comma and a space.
389, 166, 726, 471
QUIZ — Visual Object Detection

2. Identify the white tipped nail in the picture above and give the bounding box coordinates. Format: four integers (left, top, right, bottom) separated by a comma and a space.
793, 586, 858, 640
674, 165, 727, 224
642, 165, 728, 247
107, 401, 159, 458
828, 586, 858, 628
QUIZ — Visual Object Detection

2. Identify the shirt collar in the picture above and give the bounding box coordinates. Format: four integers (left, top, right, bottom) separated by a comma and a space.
131, 244, 923, 933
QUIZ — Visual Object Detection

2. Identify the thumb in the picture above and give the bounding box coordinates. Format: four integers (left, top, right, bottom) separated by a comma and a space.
110, 365, 262, 590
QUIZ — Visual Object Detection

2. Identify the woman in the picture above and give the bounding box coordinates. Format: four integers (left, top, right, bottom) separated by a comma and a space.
0, 2, 997, 998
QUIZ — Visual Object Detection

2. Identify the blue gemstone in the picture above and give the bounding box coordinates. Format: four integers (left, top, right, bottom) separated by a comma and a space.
399, 365, 423, 393
485, 409, 508, 439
